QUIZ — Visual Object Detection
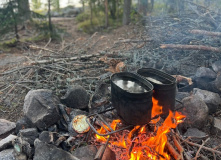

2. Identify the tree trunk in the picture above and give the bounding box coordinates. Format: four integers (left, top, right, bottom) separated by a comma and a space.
122, 0, 131, 25
89, 0, 93, 26
138, 0, 148, 16
9, 1, 19, 40
48, 0, 53, 35
17, 0, 30, 20
105, 0, 109, 28
110, 0, 116, 19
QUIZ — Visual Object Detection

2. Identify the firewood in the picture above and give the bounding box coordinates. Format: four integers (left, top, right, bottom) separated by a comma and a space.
160, 44, 220, 52
172, 75, 193, 85
172, 135, 184, 154
190, 30, 221, 37
165, 141, 182, 160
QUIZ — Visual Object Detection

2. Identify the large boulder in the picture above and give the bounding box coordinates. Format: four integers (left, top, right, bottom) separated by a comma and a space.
33, 139, 79, 160
181, 96, 209, 129
193, 88, 221, 114
61, 85, 89, 109
23, 89, 61, 131
0, 119, 16, 139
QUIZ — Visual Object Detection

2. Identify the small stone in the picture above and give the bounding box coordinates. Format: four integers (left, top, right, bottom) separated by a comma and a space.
61, 85, 89, 109
18, 128, 39, 145
72, 145, 97, 160
23, 89, 61, 130
211, 117, 221, 138
181, 96, 209, 129
39, 131, 58, 144
15, 116, 33, 134
0, 135, 17, 151
193, 88, 221, 114
184, 128, 207, 138
195, 67, 216, 79
33, 139, 79, 160
0, 119, 16, 139
212, 60, 221, 73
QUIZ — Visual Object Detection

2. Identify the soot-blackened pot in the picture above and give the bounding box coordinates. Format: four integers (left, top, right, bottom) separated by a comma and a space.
137, 68, 177, 117
111, 72, 153, 125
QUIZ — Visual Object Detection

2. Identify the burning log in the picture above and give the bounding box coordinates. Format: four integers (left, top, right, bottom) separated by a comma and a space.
165, 141, 182, 160
190, 29, 221, 37
160, 44, 220, 53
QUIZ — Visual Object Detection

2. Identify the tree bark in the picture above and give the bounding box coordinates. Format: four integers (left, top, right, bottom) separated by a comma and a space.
48, 0, 53, 35
104, 0, 109, 28
122, 0, 131, 25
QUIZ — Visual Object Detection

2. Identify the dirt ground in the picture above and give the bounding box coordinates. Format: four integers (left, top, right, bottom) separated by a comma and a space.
0, 17, 145, 122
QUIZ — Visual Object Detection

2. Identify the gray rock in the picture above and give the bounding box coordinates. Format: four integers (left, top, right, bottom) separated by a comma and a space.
0, 119, 16, 139
212, 60, 221, 73
184, 128, 207, 138
61, 85, 89, 109
0, 149, 27, 160
18, 128, 38, 145
214, 74, 221, 92
0, 135, 17, 151
72, 145, 97, 160
176, 92, 190, 101
195, 67, 216, 79
23, 89, 61, 130
15, 117, 33, 134
193, 88, 221, 114
211, 117, 221, 138
33, 139, 79, 160
181, 96, 209, 129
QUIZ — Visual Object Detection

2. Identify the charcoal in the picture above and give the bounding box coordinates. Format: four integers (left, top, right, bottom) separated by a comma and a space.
15, 116, 33, 134
72, 145, 97, 160
0, 119, 16, 139
33, 139, 79, 160
23, 89, 61, 131
193, 88, 221, 114
18, 128, 39, 145
0, 135, 17, 151
60, 85, 89, 109
95, 145, 116, 160
180, 95, 209, 129
39, 131, 58, 144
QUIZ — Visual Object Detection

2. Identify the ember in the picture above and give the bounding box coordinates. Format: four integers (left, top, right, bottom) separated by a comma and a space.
95, 98, 186, 160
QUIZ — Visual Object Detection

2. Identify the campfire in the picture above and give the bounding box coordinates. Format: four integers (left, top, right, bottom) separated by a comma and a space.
94, 97, 186, 160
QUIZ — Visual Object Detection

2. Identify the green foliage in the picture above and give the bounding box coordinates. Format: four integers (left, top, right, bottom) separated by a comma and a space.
31, 0, 42, 11
76, 12, 90, 23
51, 0, 60, 12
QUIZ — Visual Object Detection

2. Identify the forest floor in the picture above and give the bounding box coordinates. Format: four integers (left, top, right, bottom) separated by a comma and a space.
0, 17, 145, 122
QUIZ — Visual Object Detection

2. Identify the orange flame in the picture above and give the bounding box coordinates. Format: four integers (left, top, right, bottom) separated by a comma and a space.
95, 97, 186, 160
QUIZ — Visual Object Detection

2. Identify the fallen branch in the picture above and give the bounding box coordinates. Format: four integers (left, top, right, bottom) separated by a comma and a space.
194, 138, 210, 160
25, 53, 101, 65
160, 44, 220, 53
190, 30, 221, 37
178, 136, 221, 155
114, 39, 152, 44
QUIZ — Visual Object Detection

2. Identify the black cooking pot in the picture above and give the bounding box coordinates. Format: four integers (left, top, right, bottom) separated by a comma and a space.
111, 72, 153, 125
137, 68, 176, 117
